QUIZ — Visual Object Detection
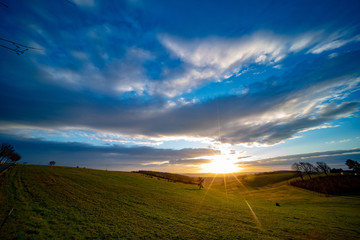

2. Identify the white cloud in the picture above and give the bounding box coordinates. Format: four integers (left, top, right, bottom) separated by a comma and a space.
41, 47, 152, 95
289, 33, 319, 52
159, 31, 289, 70
308, 32, 360, 54
156, 31, 319, 97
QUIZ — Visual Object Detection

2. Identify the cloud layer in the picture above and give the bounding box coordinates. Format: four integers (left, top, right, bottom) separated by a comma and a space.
1, 0, 360, 171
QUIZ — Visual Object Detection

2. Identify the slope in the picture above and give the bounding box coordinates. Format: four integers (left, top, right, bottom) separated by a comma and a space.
0, 165, 359, 239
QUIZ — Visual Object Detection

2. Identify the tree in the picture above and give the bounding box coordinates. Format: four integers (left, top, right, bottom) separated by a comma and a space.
49, 161, 56, 166
330, 168, 343, 173
9, 152, 21, 162
197, 177, 205, 190
0, 143, 15, 163
316, 162, 331, 176
345, 159, 360, 172
292, 162, 304, 180
298, 162, 316, 179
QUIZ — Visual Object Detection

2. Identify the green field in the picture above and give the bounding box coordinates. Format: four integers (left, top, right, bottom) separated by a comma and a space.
1, 165, 359, 239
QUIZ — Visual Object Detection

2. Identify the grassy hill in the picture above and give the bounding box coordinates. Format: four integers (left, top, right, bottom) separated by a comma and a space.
237, 171, 297, 189
0, 165, 360, 239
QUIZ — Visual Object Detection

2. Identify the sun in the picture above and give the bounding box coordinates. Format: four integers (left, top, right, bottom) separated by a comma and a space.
201, 157, 240, 174
198, 143, 244, 174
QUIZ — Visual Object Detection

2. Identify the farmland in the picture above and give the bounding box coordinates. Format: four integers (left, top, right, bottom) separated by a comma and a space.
0, 165, 359, 239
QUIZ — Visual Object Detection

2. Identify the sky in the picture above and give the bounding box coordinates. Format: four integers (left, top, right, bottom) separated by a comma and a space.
0, 0, 360, 173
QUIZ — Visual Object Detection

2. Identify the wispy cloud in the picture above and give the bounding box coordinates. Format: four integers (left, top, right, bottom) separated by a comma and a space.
156, 32, 307, 96
308, 31, 360, 54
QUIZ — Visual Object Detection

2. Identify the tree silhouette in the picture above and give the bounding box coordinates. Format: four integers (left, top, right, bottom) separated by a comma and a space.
345, 159, 360, 172
316, 162, 331, 176
0, 143, 22, 164
197, 177, 205, 189
292, 162, 304, 180
299, 162, 316, 179
9, 152, 21, 162
0, 143, 15, 163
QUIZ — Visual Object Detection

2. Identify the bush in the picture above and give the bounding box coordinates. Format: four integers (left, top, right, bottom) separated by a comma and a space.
290, 175, 360, 195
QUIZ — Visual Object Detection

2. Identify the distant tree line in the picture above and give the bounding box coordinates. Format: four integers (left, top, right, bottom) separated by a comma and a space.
291, 162, 330, 180
0, 143, 21, 164
292, 159, 359, 181
290, 159, 360, 195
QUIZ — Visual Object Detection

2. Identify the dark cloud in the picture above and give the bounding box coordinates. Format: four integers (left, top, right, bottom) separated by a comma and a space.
0, 133, 218, 170
239, 148, 360, 169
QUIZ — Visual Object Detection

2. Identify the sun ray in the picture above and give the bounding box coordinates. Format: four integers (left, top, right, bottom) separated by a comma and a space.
231, 173, 249, 192
223, 173, 228, 203
231, 173, 262, 227
245, 200, 261, 227
195, 173, 217, 214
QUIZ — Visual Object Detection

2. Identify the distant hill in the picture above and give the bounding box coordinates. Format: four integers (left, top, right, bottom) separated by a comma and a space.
238, 171, 297, 189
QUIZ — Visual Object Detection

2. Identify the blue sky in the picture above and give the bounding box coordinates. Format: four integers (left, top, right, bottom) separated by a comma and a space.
0, 0, 359, 173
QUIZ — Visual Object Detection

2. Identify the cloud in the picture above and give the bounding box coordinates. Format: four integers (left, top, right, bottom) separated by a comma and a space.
308, 32, 360, 54
40, 47, 152, 95
1, 50, 360, 146
155, 30, 360, 97
1, 1, 360, 149
239, 148, 360, 169
0, 133, 218, 171
169, 158, 212, 165
156, 32, 300, 96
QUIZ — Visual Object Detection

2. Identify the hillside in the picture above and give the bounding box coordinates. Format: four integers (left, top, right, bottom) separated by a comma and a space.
0, 165, 360, 239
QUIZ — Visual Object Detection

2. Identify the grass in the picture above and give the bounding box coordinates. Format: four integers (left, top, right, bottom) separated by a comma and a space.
238, 171, 297, 189
0, 165, 360, 239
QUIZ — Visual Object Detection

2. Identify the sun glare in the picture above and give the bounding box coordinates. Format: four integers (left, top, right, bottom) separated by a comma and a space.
199, 144, 244, 174
201, 157, 241, 174
201, 155, 241, 173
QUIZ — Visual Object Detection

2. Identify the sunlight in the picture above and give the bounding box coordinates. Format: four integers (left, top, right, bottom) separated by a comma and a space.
201, 158, 240, 173
200, 143, 244, 173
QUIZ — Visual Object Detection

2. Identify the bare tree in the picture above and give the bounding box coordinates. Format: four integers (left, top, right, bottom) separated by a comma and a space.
299, 162, 316, 179
292, 162, 304, 180
197, 177, 205, 189
0, 143, 15, 163
316, 162, 330, 176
